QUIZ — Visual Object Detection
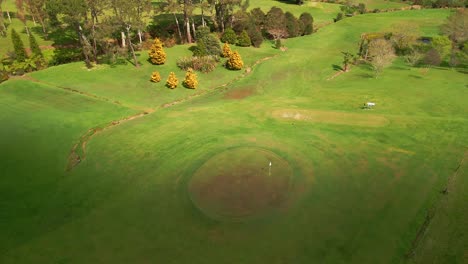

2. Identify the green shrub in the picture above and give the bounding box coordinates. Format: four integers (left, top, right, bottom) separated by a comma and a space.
237, 30, 251, 47
334, 13, 344, 22
194, 26, 221, 56
248, 27, 264, 48
285, 12, 300, 38
299, 13, 314, 35
221, 28, 237, 45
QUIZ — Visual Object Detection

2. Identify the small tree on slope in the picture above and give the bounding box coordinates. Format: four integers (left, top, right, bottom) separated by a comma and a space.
222, 42, 233, 58
166, 72, 178, 88
11, 29, 27, 62
183, 68, 198, 89
226, 51, 243, 70
149, 38, 166, 65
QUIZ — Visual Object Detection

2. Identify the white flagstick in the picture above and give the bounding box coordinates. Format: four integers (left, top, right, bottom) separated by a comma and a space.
269, 161, 272, 176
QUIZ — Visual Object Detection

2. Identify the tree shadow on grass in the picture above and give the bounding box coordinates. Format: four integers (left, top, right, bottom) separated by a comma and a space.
332, 64, 343, 71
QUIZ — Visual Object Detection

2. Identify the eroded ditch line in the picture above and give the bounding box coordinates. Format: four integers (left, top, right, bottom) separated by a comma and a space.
66, 54, 280, 171
10, 75, 144, 111
405, 150, 467, 259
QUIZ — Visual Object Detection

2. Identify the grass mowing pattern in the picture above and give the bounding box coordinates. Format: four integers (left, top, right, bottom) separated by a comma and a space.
189, 147, 293, 221
0, 8, 466, 264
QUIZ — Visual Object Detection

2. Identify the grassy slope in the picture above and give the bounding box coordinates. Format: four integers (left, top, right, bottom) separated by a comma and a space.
0, 8, 466, 264
30, 44, 279, 109
409, 152, 468, 264
0, 80, 138, 255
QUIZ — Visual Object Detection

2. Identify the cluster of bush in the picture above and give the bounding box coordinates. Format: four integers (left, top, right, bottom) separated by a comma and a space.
150, 69, 198, 89
343, 11, 467, 77
334, 3, 367, 22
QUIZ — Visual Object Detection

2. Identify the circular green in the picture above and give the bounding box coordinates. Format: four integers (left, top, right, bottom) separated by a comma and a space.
188, 147, 293, 221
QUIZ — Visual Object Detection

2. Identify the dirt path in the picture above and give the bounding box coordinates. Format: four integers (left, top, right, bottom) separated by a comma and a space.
66, 110, 153, 171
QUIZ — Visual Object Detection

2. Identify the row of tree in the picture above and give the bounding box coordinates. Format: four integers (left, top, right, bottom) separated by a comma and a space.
1, 1, 314, 70
151, 69, 198, 89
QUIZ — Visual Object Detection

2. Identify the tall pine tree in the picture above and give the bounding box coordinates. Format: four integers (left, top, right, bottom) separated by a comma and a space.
29, 33, 43, 57
11, 29, 27, 62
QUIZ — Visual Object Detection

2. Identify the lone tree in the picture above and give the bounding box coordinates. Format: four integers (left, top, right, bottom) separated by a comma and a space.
367, 39, 396, 77
166, 72, 178, 88
226, 51, 243, 70
222, 42, 233, 58
342, 52, 355, 72
183, 68, 198, 89
11, 29, 27, 62
149, 38, 166, 65
150, 71, 161, 82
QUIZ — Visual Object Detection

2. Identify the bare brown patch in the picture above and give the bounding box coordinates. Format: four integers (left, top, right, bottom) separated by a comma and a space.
191, 171, 289, 218
223, 86, 256, 100
387, 147, 415, 155
188, 147, 293, 221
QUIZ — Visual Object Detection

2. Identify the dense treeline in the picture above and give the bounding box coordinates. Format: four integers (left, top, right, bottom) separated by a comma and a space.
0, 0, 314, 74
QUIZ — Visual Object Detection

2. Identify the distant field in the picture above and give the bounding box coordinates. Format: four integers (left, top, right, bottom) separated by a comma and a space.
1, 6, 466, 264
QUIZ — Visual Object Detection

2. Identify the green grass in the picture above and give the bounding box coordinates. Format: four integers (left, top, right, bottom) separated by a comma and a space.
0, 80, 138, 255
409, 152, 468, 264
0, 8, 467, 264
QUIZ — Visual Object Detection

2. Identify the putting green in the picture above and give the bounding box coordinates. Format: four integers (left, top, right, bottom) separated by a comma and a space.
188, 147, 293, 221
